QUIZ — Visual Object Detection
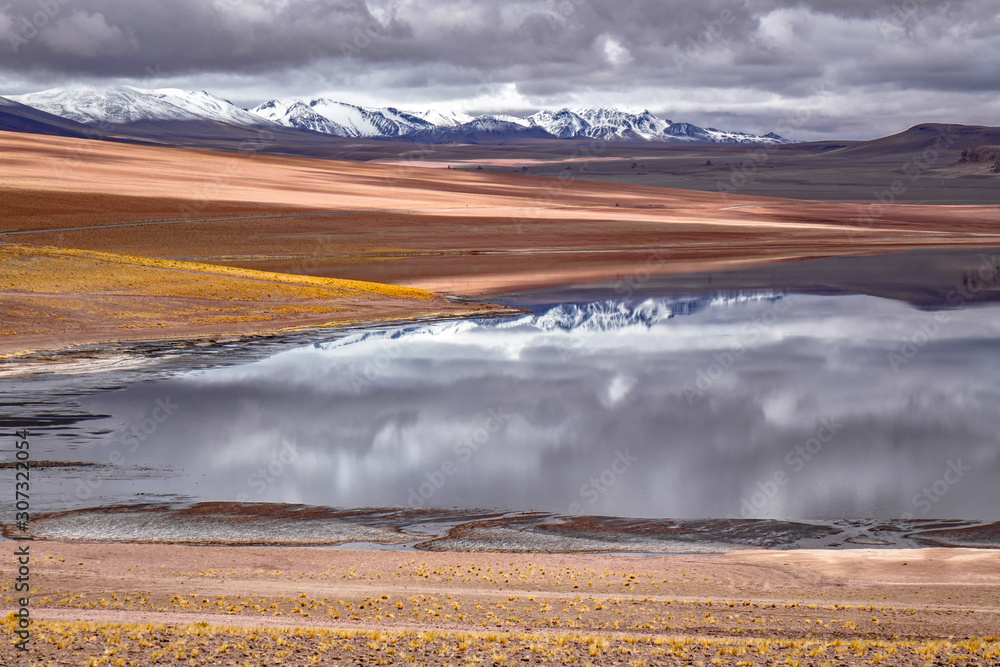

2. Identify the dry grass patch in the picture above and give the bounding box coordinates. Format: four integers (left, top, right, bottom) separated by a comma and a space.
5, 616, 998, 666
0, 244, 433, 301
0, 243, 500, 357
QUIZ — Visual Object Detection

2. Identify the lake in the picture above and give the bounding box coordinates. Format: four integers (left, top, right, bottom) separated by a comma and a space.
4, 248, 999, 539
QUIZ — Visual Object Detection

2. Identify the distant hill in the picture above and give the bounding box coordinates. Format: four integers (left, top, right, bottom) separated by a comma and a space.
823, 123, 1000, 157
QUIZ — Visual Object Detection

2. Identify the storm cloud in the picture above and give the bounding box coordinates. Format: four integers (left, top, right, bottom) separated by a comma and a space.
1, 0, 997, 139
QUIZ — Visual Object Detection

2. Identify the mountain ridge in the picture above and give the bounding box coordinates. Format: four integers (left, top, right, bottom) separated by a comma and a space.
9, 85, 792, 145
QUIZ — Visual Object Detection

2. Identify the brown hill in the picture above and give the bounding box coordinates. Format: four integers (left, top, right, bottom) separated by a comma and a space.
822, 122, 1000, 158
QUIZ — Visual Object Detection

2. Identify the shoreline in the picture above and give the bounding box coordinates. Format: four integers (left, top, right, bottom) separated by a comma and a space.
5, 239, 997, 364
8, 503, 998, 552
0, 303, 511, 368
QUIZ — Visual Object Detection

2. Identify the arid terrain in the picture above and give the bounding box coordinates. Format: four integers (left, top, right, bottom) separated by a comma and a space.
347, 123, 1000, 205
1, 542, 998, 665
3, 129, 1000, 358
0, 242, 510, 359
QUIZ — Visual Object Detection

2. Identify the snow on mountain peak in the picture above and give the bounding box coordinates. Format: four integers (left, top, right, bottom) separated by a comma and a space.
406, 109, 475, 127
526, 107, 785, 144
8, 86, 792, 144
248, 98, 452, 138
476, 113, 532, 127
9, 85, 274, 127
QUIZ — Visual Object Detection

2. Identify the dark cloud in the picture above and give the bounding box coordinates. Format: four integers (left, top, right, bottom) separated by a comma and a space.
0, 0, 997, 138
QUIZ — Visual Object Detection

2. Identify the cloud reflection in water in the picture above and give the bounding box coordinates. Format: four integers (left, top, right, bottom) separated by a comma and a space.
83, 294, 1000, 520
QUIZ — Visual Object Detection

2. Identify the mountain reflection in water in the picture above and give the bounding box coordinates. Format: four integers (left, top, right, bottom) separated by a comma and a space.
36, 290, 995, 521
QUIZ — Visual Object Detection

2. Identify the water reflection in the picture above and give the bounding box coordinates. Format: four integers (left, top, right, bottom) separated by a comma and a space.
45, 291, 1000, 520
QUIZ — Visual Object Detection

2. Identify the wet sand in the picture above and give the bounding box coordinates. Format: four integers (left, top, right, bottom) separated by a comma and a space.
11, 503, 1000, 551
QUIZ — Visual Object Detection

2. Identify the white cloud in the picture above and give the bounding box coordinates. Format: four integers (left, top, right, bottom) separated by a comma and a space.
601, 35, 633, 67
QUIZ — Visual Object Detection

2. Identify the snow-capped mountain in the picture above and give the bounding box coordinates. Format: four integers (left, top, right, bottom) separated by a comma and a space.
662, 121, 787, 144
527, 108, 786, 144
480, 113, 533, 128
404, 115, 555, 144
8, 86, 791, 144
0, 94, 100, 138
528, 108, 672, 140
249, 98, 463, 138
507, 295, 784, 333
406, 109, 476, 128
250, 97, 787, 143
521, 299, 678, 331
9, 85, 275, 128
249, 99, 352, 135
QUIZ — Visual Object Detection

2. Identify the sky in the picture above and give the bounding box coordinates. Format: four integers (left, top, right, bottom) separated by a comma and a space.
1, 0, 997, 140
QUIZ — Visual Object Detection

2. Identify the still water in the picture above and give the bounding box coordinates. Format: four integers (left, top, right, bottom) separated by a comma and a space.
5, 249, 1000, 522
